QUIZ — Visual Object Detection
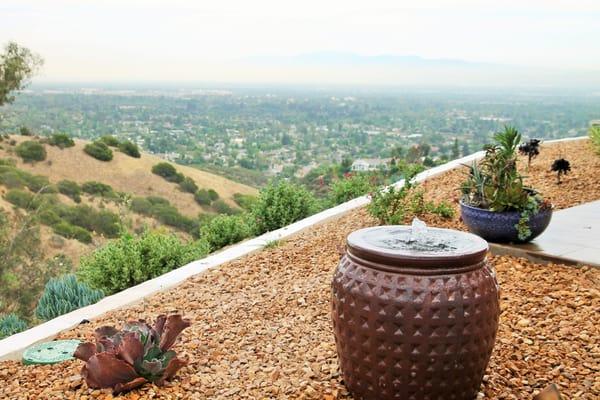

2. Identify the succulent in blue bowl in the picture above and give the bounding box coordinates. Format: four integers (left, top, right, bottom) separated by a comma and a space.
460, 126, 552, 243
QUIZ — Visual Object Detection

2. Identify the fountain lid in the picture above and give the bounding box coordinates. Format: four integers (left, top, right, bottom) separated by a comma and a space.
346, 225, 488, 269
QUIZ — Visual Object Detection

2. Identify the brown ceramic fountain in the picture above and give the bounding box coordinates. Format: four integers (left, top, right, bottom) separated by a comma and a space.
331, 219, 499, 400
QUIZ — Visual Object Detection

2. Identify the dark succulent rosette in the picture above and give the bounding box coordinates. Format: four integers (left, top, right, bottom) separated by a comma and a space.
74, 314, 190, 393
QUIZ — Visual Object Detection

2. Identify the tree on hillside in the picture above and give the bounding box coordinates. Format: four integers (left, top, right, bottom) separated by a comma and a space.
0, 42, 43, 107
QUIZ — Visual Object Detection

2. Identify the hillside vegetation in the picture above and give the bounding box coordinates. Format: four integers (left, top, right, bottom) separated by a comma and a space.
0, 133, 258, 321
2, 135, 256, 216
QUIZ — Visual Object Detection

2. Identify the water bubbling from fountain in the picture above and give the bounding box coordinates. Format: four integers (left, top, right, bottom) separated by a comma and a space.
408, 217, 427, 244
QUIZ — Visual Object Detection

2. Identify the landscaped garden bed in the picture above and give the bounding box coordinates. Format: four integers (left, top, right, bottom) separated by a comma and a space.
0, 139, 598, 399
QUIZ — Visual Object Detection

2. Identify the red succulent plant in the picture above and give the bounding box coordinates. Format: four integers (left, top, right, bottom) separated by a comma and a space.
73, 314, 190, 393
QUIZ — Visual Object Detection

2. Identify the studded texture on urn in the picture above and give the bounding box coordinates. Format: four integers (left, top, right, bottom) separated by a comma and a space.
331, 226, 500, 400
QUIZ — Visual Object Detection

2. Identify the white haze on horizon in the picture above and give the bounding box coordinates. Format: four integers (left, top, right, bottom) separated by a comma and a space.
1, 0, 600, 87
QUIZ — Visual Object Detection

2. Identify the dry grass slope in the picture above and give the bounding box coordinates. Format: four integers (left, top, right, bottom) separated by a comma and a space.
1, 135, 257, 217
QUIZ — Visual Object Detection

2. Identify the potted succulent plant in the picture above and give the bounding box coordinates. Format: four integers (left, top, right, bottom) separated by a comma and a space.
460, 126, 552, 243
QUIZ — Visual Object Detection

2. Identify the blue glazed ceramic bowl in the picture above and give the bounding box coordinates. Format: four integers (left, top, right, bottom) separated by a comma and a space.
460, 201, 552, 243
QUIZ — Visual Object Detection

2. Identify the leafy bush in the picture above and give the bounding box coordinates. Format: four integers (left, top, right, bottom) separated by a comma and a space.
252, 181, 318, 234
329, 174, 375, 205
367, 165, 453, 224
147, 196, 170, 205
78, 231, 210, 294
150, 203, 198, 234
118, 140, 141, 158
212, 199, 237, 215
194, 189, 212, 205
48, 133, 75, 149
51, 221, 93, 243
130, 196, 152, 214
0, 313, 28, 339
179, 176, 198, 193
200, 214, 253, 249
19, 126, 32, 136
0, 167, 54, 193
590, 125, 600, 155
151, 162, 184, 183
16, 140, 46, 162
59, 205, 120, 238
130, 196, 197, 235
233, 193, 258, 210
99, 135, 120, 147
82, 181, 115, 197
84, 141, 113, 161
4, 189, 34, 209
57, 180, 82, 202
35, 274, 104, 321
38, 208, 62, 226
208, 189, 219, 201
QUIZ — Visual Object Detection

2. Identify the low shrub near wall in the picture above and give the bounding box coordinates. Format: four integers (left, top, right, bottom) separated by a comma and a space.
0, 314, 28, 339
200, 214, 254, 249
35, 274, 104, 321
77, 231, 210, 294
252, 181, 318, 234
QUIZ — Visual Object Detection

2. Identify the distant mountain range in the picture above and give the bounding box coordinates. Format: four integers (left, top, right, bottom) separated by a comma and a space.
245, 52, 492, 67
240, 52, 600, 88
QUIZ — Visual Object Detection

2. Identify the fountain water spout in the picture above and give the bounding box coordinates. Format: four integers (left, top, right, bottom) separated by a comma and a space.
408, 217, 427, 244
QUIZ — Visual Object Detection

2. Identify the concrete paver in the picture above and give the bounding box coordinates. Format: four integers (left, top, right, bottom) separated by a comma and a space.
490, 200, 600, 267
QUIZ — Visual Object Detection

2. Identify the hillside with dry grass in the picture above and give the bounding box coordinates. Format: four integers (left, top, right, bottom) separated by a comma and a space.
1, 135, 256, 216
0, 134, 259, 317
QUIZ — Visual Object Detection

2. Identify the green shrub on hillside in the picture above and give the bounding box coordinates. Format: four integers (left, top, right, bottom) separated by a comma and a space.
0, 158, 16, 167
252, 181, 318, 234
208, 189, 219, 201
0, 314, 28, 339
118, 140, 141, 158
16, 140, 46, 162
38, 208, 62, 226
81, 181, 115, 197
5, 189, 34, 209
35, 274, 104, 321
19, 126, 33, 136
147, 196, 170, 205
57, 180, 82, 203
233, 193, 258, 210
212, 199, 237, 215
78, 231, 210, 294
51, 221, 93, 243
329, 174, 375, 205
84, 141, 113, 161
179, 176, 198, 193
150, 203, 198, 234
151, 162, 184, 183
0, 166, 54, 193
194, 189, 212, 205
99, 135, 120, 147
200, 214, 254, 250
48, 133, 75, 149
131, 196, 152, 214
130, 196, 197, 235
59, 205, 120, 238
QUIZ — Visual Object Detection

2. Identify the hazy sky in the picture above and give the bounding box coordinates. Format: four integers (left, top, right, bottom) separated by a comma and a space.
2, 0, 600, 84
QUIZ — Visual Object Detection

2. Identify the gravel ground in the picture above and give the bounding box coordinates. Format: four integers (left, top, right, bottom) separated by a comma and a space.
1, 139, 598, 399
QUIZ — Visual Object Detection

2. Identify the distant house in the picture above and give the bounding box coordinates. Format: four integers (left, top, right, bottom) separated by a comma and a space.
351, 158, 391, 172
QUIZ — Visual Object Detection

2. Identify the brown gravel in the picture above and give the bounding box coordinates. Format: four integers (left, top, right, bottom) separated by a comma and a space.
0, 139, 599, 399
